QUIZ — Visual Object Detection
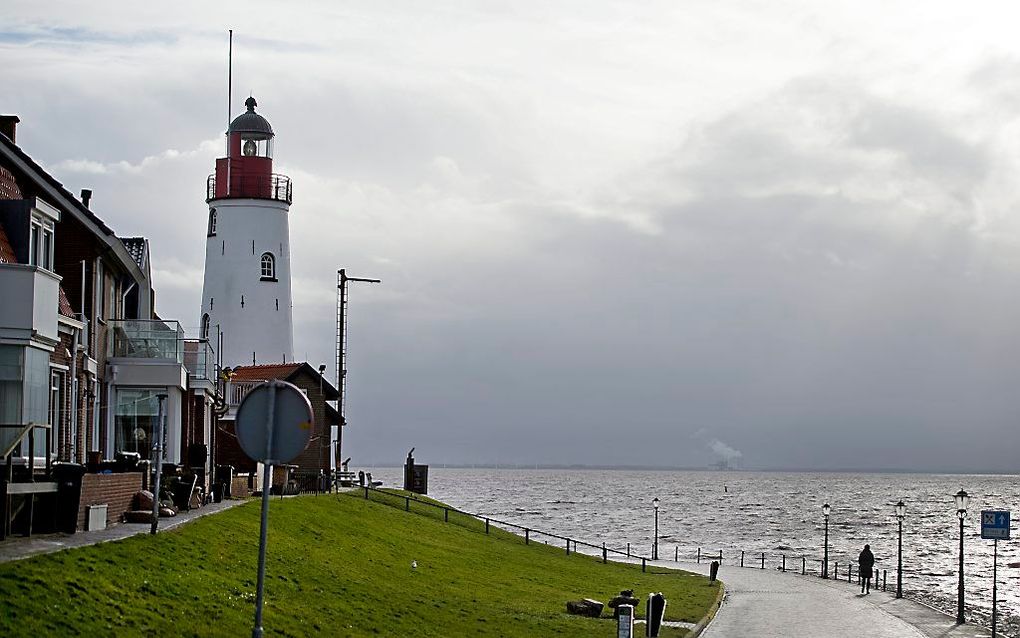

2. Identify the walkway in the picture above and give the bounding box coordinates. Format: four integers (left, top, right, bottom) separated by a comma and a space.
0, 498, 246, 564
671, 560, 991, 638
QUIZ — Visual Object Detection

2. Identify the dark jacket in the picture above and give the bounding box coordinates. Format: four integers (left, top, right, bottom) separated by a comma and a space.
858, 547, 875, 577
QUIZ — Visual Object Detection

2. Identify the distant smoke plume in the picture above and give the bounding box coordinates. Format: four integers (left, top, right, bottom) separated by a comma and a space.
708, 439, 742, 461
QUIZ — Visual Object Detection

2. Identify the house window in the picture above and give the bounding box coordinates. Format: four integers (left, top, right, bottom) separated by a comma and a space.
114, 389, 161, 460
201, 313, 210, 339
260, 253, 276, 281
49, 370, 63, 455
208, 209, 217, 236
28, 218, 54, 271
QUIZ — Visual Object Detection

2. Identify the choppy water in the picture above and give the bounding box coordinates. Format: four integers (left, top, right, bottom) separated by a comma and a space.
367, 468, 1019, 634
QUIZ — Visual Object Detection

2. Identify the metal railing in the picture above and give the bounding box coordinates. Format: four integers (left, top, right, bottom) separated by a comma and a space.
0, 423, 53, 478
108, 319, 184, 362
206, 173, 292, 204
346, 486, 660, 572
183, 339, 216, 380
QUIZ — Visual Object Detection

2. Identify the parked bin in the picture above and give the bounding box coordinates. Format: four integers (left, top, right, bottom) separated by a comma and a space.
52, 462, 88, 534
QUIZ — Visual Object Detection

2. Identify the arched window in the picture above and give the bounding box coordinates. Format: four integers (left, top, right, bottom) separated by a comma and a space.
260, 252, 276, 280
208, 209, 217, 236
201, 313, 210, 339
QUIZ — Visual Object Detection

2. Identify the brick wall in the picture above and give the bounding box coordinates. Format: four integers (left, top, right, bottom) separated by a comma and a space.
77, 472, 143, 530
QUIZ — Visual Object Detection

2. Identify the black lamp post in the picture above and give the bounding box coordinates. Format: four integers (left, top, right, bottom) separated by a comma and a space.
822, 503, 831, 578
954, 489, 969, 624
895, 500, 905, 598
652, 497, 660, 560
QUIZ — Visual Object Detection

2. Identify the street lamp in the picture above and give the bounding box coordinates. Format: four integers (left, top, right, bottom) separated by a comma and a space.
822, 503, 831, 578
652, 497, 660, 560
895, 500, 906, 598
954, 489, 969, 624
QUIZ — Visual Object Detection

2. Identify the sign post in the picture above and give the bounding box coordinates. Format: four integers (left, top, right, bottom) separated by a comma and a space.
235, 380, 313, 638
981, 510, 1010, 638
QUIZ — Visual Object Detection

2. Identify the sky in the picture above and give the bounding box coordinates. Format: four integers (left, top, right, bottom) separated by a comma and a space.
6, 1, 1020, 471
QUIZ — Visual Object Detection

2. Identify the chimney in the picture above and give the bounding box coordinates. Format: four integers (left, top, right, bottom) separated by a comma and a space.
0, 115, 19, 143
80, 189, 92, 209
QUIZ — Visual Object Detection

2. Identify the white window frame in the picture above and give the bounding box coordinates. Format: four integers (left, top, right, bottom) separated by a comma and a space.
260, 252, 276, 280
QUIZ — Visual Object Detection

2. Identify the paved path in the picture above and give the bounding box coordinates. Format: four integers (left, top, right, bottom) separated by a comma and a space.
669, 560, 992, 638
0, 498, 246, 564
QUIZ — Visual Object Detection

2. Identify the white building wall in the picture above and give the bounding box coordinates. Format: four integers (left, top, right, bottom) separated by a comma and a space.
200, 198, 294, 367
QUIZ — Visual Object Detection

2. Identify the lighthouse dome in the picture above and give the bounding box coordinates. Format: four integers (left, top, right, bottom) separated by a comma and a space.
228, 96, 273, 138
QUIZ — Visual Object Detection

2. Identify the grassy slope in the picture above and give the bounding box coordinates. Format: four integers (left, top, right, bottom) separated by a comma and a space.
0, 491, 719, 637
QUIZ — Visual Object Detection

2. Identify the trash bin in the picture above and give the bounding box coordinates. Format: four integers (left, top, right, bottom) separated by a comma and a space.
710, 560, 720, 582
52, 462, 88, 534
645, 592, 666, 638
216, 465, 234, 500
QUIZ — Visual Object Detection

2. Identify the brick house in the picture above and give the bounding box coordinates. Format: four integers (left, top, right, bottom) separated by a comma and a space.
0, 115, 220, 537
218, 362, 340, 491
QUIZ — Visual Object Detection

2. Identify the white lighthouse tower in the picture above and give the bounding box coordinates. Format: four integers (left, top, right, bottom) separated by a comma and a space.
199, 96, 294, 366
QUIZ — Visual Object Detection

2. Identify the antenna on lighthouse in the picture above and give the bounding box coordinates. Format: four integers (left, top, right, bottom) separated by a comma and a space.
226, 29, 233, 196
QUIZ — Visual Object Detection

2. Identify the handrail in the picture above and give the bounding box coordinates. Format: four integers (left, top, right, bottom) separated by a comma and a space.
0, 423, 53, 479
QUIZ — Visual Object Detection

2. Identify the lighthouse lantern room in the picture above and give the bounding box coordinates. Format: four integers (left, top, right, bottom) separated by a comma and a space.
200, 96, 295, 367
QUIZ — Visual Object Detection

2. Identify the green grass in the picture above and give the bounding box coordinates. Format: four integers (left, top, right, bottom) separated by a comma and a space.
0, 490, 719, 637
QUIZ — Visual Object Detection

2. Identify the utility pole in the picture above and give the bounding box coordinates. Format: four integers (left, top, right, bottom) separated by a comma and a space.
335, 269, 380, 471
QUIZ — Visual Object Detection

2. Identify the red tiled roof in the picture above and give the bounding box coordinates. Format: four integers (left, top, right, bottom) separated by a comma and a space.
0, 222, 16, 264
229, 363, 302, 381
58, 286, 75, 318
0, 165, 21, 200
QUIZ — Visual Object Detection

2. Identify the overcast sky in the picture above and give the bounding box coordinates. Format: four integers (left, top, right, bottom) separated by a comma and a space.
7, 1, 1020, 471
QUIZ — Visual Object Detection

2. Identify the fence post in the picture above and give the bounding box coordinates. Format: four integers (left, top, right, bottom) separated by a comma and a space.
485, 518, 489, 534
627, 543, 631, 558
883, 570, 887, 591
603, 543, 607, 563
802, 557, 806, 575
444, 508, 449, 522
741, 550, 744, 567
834, 563, 838, 580
675, 546, 678, 562
719, 550, 723, 564
782, 555, 786, 572
566, 539, 570, 555
848, 565, 852, 583
405, 497, 410, 511
761, 552, 765, 569
525, 529, 530, 545
364, 486, 369, 499
642, 558, 646, 573
697, 548, 701, 564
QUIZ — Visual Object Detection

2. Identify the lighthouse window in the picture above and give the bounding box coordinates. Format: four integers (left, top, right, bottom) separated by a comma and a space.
201, 313, 210, 339
260, 253, 276, 281
208, 209, 217, 236
240, 137, 273, 159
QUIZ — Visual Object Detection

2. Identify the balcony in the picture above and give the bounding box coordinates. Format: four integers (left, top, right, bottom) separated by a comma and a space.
108, 320, 184, 362
183, 339, 216, 381
206, 173, 292, 204
0, 264, 60, 345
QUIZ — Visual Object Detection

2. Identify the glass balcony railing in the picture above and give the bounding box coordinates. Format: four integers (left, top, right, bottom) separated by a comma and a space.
183, 339, 216, 380
108, 319, 184, 362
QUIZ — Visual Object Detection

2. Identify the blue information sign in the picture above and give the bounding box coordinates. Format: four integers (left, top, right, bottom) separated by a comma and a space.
981, 510, 1010, 540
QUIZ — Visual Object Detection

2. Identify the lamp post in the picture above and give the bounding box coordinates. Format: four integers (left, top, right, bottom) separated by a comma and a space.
954, 489, 969, 624
822, 503, 831, 578
652, 497, 660, 560
895, 500, 905, 598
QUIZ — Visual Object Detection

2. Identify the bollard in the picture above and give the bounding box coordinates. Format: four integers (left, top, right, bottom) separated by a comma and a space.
761, 552, 765, 569
782, 555, 786, 572
741, 550, 745, 567
444, 508, 449, 522
697, 548, 701, 564
848, 564, 852, 583
675, 546, 679, 562
642, 558, 646, 573
834, 563, 839, 579
485, 518, 490, 534
802, 557, 806, 575
525, 529, 529, 545
405, 496, 410, 511
566, 539, 570, 555
883, 570, 887, 592
603, 543, 607, 563
719, 550, 723, 564
710, 560, 720, 582
364, 486, 369, 499
627, 543, 631, 557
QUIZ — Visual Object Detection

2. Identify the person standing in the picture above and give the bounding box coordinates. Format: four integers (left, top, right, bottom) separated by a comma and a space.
858, 544, 875, 594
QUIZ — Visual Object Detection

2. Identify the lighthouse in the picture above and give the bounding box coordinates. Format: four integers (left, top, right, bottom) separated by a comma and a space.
199, 96, 294, 366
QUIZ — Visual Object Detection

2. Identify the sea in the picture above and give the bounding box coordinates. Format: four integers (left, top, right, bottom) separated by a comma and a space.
366, 467, 1020, 635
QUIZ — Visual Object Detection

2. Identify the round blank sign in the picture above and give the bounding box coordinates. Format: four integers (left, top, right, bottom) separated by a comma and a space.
235, 380, 314, 464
